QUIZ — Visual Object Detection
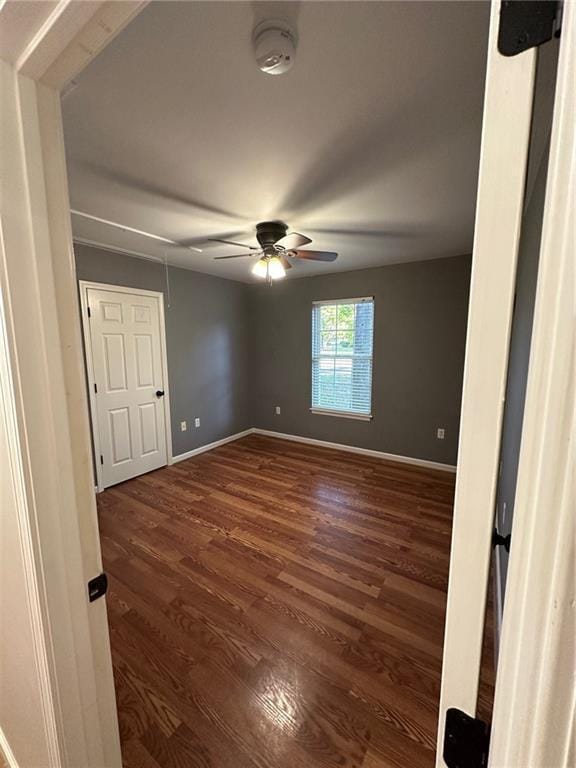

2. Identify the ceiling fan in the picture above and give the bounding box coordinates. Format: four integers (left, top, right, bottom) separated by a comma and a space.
211, 221, 337, 281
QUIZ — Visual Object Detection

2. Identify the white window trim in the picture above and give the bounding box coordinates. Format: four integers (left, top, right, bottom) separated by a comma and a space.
310, 408, 373, 422
312, 296, 374, 306
311, 296, 374, 419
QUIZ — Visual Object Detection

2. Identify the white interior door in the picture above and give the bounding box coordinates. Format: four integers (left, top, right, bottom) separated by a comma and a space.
85, 285, 168, 488
436, 0, 565, 766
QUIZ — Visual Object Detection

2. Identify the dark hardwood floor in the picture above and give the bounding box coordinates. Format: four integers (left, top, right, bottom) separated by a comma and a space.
98, 434, 494, 768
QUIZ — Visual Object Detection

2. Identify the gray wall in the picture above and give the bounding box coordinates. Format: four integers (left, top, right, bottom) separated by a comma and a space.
75, 243, 251, 457
248, 256, 471, 465
75, 246, 471, 466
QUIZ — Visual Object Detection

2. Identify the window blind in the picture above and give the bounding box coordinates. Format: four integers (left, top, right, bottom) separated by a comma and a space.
311, 297, 374, 417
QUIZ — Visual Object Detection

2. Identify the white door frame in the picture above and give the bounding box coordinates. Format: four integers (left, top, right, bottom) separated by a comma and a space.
0, 3, 147, 767
79, 280, 173, 492
489, 4, 575, 764
0, 1, 573, 767
436, 2, 537, 760
437, 2, 574, 767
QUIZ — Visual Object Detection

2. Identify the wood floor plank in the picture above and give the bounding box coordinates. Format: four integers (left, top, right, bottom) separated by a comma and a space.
97, 434, 493, 767
121, 738, 163, 768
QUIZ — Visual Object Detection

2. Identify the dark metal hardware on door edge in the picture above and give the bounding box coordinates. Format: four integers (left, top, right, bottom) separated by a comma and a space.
88, 572, 108, 603
493, 528, 512, 553
498, 0, 562, 56
443, 708, 491, 768
156, 390, 165, 398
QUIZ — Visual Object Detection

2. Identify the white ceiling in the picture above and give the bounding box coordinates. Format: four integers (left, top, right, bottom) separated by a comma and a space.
63, 1, 490, 282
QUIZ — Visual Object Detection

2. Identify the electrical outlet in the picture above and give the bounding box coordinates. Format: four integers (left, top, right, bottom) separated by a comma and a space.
437, 428, 445, 440
180, 421, 187, 432
275, 406, 281, 415
194, 417, 200, 428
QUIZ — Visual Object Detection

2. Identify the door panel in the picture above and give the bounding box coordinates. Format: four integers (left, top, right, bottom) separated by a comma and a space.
138, 402, 159, 455
133, 304, 151, 323
109, 407, 132, 465
103, 334, 127, 391
87, 287, 168, 487
101, 301, 123, 322
134, 334, 154, 387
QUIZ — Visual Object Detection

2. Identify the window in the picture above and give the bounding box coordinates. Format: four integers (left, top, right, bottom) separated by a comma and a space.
311, 297, 374, 419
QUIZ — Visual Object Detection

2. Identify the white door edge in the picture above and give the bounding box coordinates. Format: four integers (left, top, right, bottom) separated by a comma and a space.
436, 0, 537, 763
489, 3, 575, 763
79, 280, 173, 492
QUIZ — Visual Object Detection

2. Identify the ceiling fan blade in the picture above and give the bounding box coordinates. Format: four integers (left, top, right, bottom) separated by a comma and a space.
209, 238, 259, 250
214, 253, 259, 260
278, 254, 293, 270
275, 232, 312, 250
291, 250, 338, 262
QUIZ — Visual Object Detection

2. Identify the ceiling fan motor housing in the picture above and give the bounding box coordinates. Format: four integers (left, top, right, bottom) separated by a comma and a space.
256, 220, 288, 250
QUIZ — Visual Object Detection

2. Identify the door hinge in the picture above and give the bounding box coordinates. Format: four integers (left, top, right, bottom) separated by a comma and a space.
493, 527, 512, 553
87, 306, 92, 318
444, 708, 491, 768
94, 382, 98, 394
100, 454, 104, 465
498, 0, 562, 56
87, 572, 108, 603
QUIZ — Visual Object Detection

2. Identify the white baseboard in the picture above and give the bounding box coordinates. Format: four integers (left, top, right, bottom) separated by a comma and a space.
252, 428, 457, 473
171, 426, 457, 473
0, 728, 18, 768
172, 429, 254, 464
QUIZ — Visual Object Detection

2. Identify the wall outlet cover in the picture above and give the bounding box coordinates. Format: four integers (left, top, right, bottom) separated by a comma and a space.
275, 406, 281, 415
437, 428, 445, 440
195, 418, 201, 428
180, 421, 187, 431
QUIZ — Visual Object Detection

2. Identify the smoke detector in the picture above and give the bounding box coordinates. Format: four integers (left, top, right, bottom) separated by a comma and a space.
253, 20, 297, 76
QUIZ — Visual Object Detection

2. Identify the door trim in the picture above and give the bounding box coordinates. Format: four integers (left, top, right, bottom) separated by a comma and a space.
79, 280, 173, 492
0, 4, 148, 766
489, 3, 575, 763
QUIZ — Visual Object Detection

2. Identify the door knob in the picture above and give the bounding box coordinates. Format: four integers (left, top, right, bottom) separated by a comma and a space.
155, 390, 165, 398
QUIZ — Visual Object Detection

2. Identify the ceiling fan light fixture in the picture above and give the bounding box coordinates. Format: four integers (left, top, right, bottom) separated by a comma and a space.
252, 258, 269, 278
268, 256, 286, 279
252, 256, 286, 281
